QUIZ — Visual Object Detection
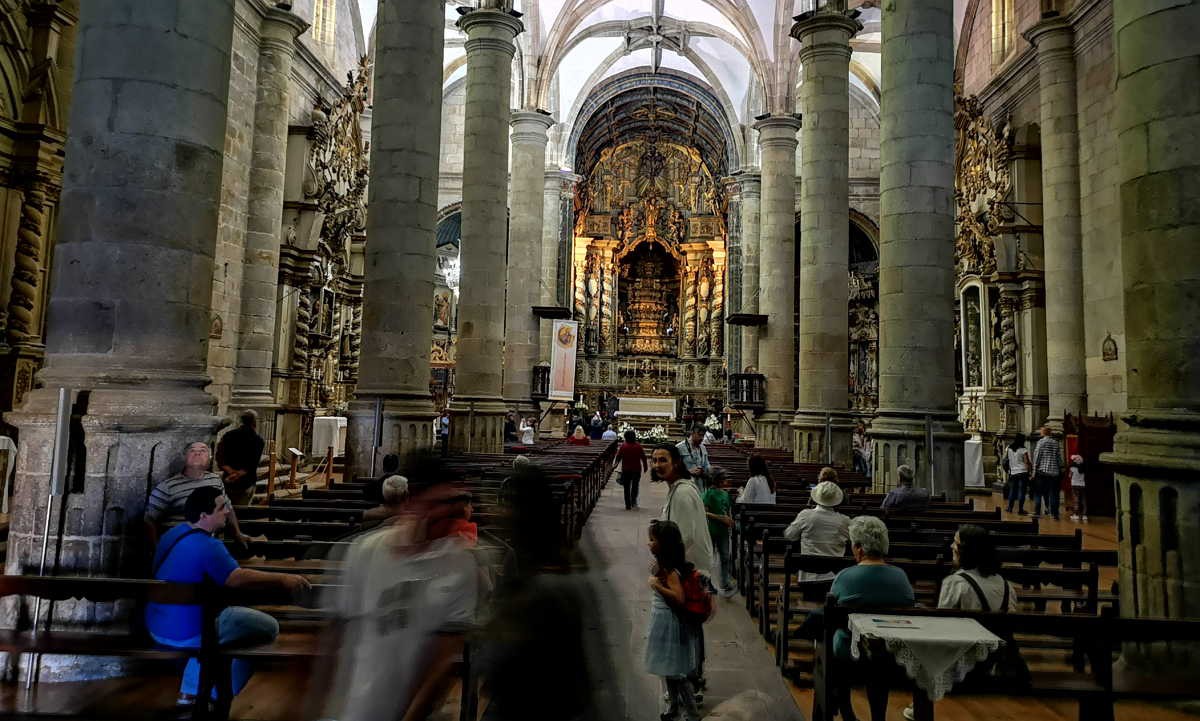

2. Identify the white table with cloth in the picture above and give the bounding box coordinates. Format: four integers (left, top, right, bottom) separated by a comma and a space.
848, 613, 1003, 719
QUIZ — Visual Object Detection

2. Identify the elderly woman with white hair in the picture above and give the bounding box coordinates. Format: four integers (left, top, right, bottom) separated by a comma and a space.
827, 515, 915, 721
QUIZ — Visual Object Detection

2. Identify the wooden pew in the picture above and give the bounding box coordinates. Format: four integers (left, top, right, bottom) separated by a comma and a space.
810, 598, 1200, 721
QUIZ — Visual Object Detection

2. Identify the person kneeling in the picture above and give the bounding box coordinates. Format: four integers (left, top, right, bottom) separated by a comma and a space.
146, 486, 310, 707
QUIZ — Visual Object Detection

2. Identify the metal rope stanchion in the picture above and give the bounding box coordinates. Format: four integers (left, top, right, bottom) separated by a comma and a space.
26, 387, 71, 689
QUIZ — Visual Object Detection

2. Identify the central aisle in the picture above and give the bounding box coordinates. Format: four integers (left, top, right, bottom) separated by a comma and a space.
575, 471, 806, 721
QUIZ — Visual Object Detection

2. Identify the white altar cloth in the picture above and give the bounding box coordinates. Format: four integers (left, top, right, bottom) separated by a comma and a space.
615, 397, 675, 419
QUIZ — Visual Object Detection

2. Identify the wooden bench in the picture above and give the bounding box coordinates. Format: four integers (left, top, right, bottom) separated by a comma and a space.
811, 597, 1200, 721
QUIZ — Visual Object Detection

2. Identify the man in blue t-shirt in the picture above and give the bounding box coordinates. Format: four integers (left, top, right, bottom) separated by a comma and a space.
147, 486, 309, 706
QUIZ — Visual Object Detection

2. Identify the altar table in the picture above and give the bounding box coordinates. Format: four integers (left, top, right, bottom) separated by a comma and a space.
615, 396, 676, 419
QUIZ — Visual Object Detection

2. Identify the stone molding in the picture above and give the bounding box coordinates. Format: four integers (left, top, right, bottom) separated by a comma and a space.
510, 110, 555, 145
753, 115, 802, 148
791, 11, 861, 63
458, 9, 524, 58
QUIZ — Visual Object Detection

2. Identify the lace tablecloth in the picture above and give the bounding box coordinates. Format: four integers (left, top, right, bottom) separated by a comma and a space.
848, 614, 1003, 701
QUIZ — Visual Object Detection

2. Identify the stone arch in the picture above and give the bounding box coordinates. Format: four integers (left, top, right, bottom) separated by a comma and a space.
0, 2, 30, 121
565, 70, 742, 174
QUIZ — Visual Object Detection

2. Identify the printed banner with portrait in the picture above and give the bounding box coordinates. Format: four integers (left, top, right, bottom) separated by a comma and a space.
549, 320, 579, 401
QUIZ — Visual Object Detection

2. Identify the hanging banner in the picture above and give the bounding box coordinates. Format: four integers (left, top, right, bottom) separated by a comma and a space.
549, 320, 579, 401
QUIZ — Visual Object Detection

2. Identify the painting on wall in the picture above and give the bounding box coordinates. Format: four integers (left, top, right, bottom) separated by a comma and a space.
433, 289, 453, 329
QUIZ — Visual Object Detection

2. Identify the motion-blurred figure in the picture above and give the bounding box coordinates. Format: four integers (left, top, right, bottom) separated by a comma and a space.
481, 463, 594, 721
320, 455, 481, 721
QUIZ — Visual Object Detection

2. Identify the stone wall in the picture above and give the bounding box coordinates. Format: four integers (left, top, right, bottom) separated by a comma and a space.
206, 1, 261, 413
849, 88, 881, 224
1074, 2, 1126, 416
439, 79, 468, 210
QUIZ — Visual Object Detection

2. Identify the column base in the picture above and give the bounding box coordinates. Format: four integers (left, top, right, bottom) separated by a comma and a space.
503, 397, 539, 418
2, 381, 222, 681
345, 395, 436, 479
448, 396, 507, 454
791, 410, 856, 466
868, 411, 966, 499
756, 410, 794, 451
1104, 410, 1200, 676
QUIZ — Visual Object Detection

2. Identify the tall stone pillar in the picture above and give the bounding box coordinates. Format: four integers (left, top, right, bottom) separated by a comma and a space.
450, 7, 523, 453
791, 7, 860, 464
869, 0, 964, 497
737, 172, 761, 372
345, 0, 443, 472
753, 116, 801, 450
1025, 15, 1086, 426
1, 0, 233, 679
1106, 0, 1200, 685
502, 110, 554, 412
538, 170, 566, 361
231, 7, 308, 413
721, 175, 743, 376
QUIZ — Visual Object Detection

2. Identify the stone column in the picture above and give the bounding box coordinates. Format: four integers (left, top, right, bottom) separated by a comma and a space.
230, 7, 307, 413
345, 0, 443, 471
869, 0, 964, 498
737, 171, 761, 372
721, 175, 743, 376
1106, 0, 1200, 685
753, 116, 801, 450
2, 0, 233, 679
502, 110, 554, 412
537, 170, 569, 364
450, 8, 523, 453
791, 8, 860, 464
1025, 15, 1086, 426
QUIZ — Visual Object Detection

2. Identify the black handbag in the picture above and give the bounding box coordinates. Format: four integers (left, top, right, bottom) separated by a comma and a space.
958, 572, 1032, 687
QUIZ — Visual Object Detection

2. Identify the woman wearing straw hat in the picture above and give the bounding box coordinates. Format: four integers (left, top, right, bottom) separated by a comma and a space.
782, 480, 851, 581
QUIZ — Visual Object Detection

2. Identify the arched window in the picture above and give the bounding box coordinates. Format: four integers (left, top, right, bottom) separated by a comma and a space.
312, 0, 337, 46
992, 0, 1016, 67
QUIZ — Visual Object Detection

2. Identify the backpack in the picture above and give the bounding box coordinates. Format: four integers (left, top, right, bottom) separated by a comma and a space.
679, 567, 714, 625
958, 572, 1031, 687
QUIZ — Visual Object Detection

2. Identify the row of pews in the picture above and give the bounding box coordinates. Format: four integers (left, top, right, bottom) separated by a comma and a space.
0, 439, 617, 721
720, 450, 1199, 720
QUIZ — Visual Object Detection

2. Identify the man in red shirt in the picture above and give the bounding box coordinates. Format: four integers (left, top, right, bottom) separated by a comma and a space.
614, 430, 648, 510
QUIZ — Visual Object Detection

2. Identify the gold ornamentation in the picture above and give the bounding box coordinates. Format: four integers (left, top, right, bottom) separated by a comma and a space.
954, 95, 1012, 278
7, 182, 46, 344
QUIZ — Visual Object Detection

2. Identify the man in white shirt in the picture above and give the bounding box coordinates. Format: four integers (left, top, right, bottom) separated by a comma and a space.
676, 426, 711, 490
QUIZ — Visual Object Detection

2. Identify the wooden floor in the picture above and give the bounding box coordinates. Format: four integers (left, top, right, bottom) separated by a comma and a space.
1, 487, 1196, 721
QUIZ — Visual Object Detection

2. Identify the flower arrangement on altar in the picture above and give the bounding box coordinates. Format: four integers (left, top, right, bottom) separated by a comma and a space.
617, 422, 669, 445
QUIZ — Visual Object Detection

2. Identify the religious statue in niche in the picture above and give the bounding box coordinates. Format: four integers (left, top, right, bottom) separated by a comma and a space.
964, 287, 983, 387
1102, 332, 1118, 361
953, 94, 1012, 278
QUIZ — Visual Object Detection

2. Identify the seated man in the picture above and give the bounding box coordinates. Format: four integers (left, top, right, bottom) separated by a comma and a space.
145, 442, 252, 548
361, 474, 409, 526
880, 464, 930, 513
146, 486, 309, 705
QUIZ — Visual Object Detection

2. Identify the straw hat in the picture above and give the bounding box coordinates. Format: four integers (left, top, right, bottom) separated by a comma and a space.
810, 480, 844, 508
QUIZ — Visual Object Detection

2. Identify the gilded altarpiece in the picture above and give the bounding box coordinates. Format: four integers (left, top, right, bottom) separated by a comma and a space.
272, 61, 369, 453
0, 1, 76, 429
953, 95, 1047, 480
571, 140, 727, 406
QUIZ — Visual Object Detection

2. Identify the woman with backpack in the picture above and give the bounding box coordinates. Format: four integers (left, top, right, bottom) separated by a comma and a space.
901, 525, 1024, 720
938, 524, 1019, 612
646, 520, 702, 721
